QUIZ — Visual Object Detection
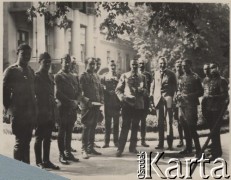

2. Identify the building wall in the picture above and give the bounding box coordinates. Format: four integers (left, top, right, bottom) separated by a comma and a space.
3, 2, 136, 75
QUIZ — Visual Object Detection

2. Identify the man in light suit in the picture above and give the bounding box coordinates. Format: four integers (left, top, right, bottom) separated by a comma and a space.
150, 57, 177, 150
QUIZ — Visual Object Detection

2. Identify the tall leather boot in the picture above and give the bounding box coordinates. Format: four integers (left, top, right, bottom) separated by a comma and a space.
167, 135, 173, 150
34, 138, 42, 164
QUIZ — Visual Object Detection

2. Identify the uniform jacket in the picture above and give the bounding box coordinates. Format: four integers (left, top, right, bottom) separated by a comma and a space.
55, 70, 81, 116
101, 71, 121, 110
177, 71, 203, 107
79, 70, 104, 125
150, 69, 177, 107
79, 70, 104, 108
35, 70, 57, 124
3, 63, 37, 123
202, 74, 228, 111
115, 71, 147, 109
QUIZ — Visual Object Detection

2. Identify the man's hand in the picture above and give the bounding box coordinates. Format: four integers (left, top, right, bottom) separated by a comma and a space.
71, 100, 78, 109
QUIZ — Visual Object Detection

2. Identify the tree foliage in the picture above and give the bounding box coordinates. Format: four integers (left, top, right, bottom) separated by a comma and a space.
98, 2, 229, 75
27, 2, 71, 28
27, 2, 229, 77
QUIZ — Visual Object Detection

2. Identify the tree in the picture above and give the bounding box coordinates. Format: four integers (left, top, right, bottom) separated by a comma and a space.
27, 2, 229, 75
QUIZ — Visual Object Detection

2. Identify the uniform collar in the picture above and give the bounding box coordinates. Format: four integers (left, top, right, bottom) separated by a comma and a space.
130, 71, 138, 76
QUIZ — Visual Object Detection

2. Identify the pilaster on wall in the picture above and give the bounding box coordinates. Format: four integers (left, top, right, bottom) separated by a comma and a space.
32, 2, 45, 61
53, 23, 65, 60
72, 9, 81, 61
86, 15, 95, 58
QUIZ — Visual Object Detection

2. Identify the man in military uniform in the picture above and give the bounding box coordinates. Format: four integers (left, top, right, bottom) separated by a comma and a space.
3, 43, 36, 164
138, 59, 152, 147
115, 59, 147, 157
93, 57, 103, 149
101, 60, 121, 148
55, 54, 80, 164
201, 64, 211, 127
34, 52, 59, 170
69, 58, 80, 153
202, 62, 228, 160
174, 60, 184, 148
80, 58, 104, 159
176, 59, 203, 156
150, 57, 177, 150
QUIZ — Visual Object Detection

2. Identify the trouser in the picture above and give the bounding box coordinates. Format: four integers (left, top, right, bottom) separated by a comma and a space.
179, 106, 201, 153
81, 107, 100, 151
12, 118, 33, 164
174, 108, 184, 142
34, 121, 53, 164
117, 106, 142, 152
140, 110, 148, 141
156, 97, 173, 147
82, 121, 98, 151
207, 110, 222, 157
104, 108, 120, 145
57, 114, 76, 155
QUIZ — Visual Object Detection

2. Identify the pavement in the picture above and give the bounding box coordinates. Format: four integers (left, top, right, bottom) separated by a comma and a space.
1, 125, 230, 180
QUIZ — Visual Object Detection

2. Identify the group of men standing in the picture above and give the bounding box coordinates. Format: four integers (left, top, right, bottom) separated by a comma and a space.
3, 43, 228, 170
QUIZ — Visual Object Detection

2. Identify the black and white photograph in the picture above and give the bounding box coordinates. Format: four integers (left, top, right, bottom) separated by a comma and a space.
1, 1, 230, 180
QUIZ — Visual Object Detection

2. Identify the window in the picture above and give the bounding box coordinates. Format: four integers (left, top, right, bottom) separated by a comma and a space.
45, 35, 48, 52
80, 26, 86, 62
107, 51, 110, 64
81, 44, 85, 62
117, 52, 122, 71
17, 30, 29, 46
126, 54, 130, 71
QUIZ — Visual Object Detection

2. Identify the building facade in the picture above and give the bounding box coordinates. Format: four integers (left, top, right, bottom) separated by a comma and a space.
3, 2, 136, 74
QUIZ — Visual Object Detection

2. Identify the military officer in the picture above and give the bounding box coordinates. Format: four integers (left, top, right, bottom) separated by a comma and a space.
93, 57, 103, 149
202, 62, 228, 160
174, 60, 184, 148
150, 57, 177, 150
34, 52, 59, 170
115, 59, 147, 157
138, 59, 152, 147
3, 43, 37, 164
80, 58, 104, 159
69, 58, 80, 153
55, 54, 80, 164
101, 60, 121, 148
176, 59, 203, 156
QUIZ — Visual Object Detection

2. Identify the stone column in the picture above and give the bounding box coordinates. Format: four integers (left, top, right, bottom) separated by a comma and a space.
71, 9, 81, 61
53, 22, 65, 60
32, 2, 45, 61
86, 15, 95, 58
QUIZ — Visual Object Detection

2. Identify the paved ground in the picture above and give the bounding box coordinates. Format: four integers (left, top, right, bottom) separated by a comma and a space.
1, 128, 230, 180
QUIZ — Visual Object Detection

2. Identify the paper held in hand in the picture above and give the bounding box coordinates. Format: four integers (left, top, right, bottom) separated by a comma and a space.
91, 102, 103, 106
